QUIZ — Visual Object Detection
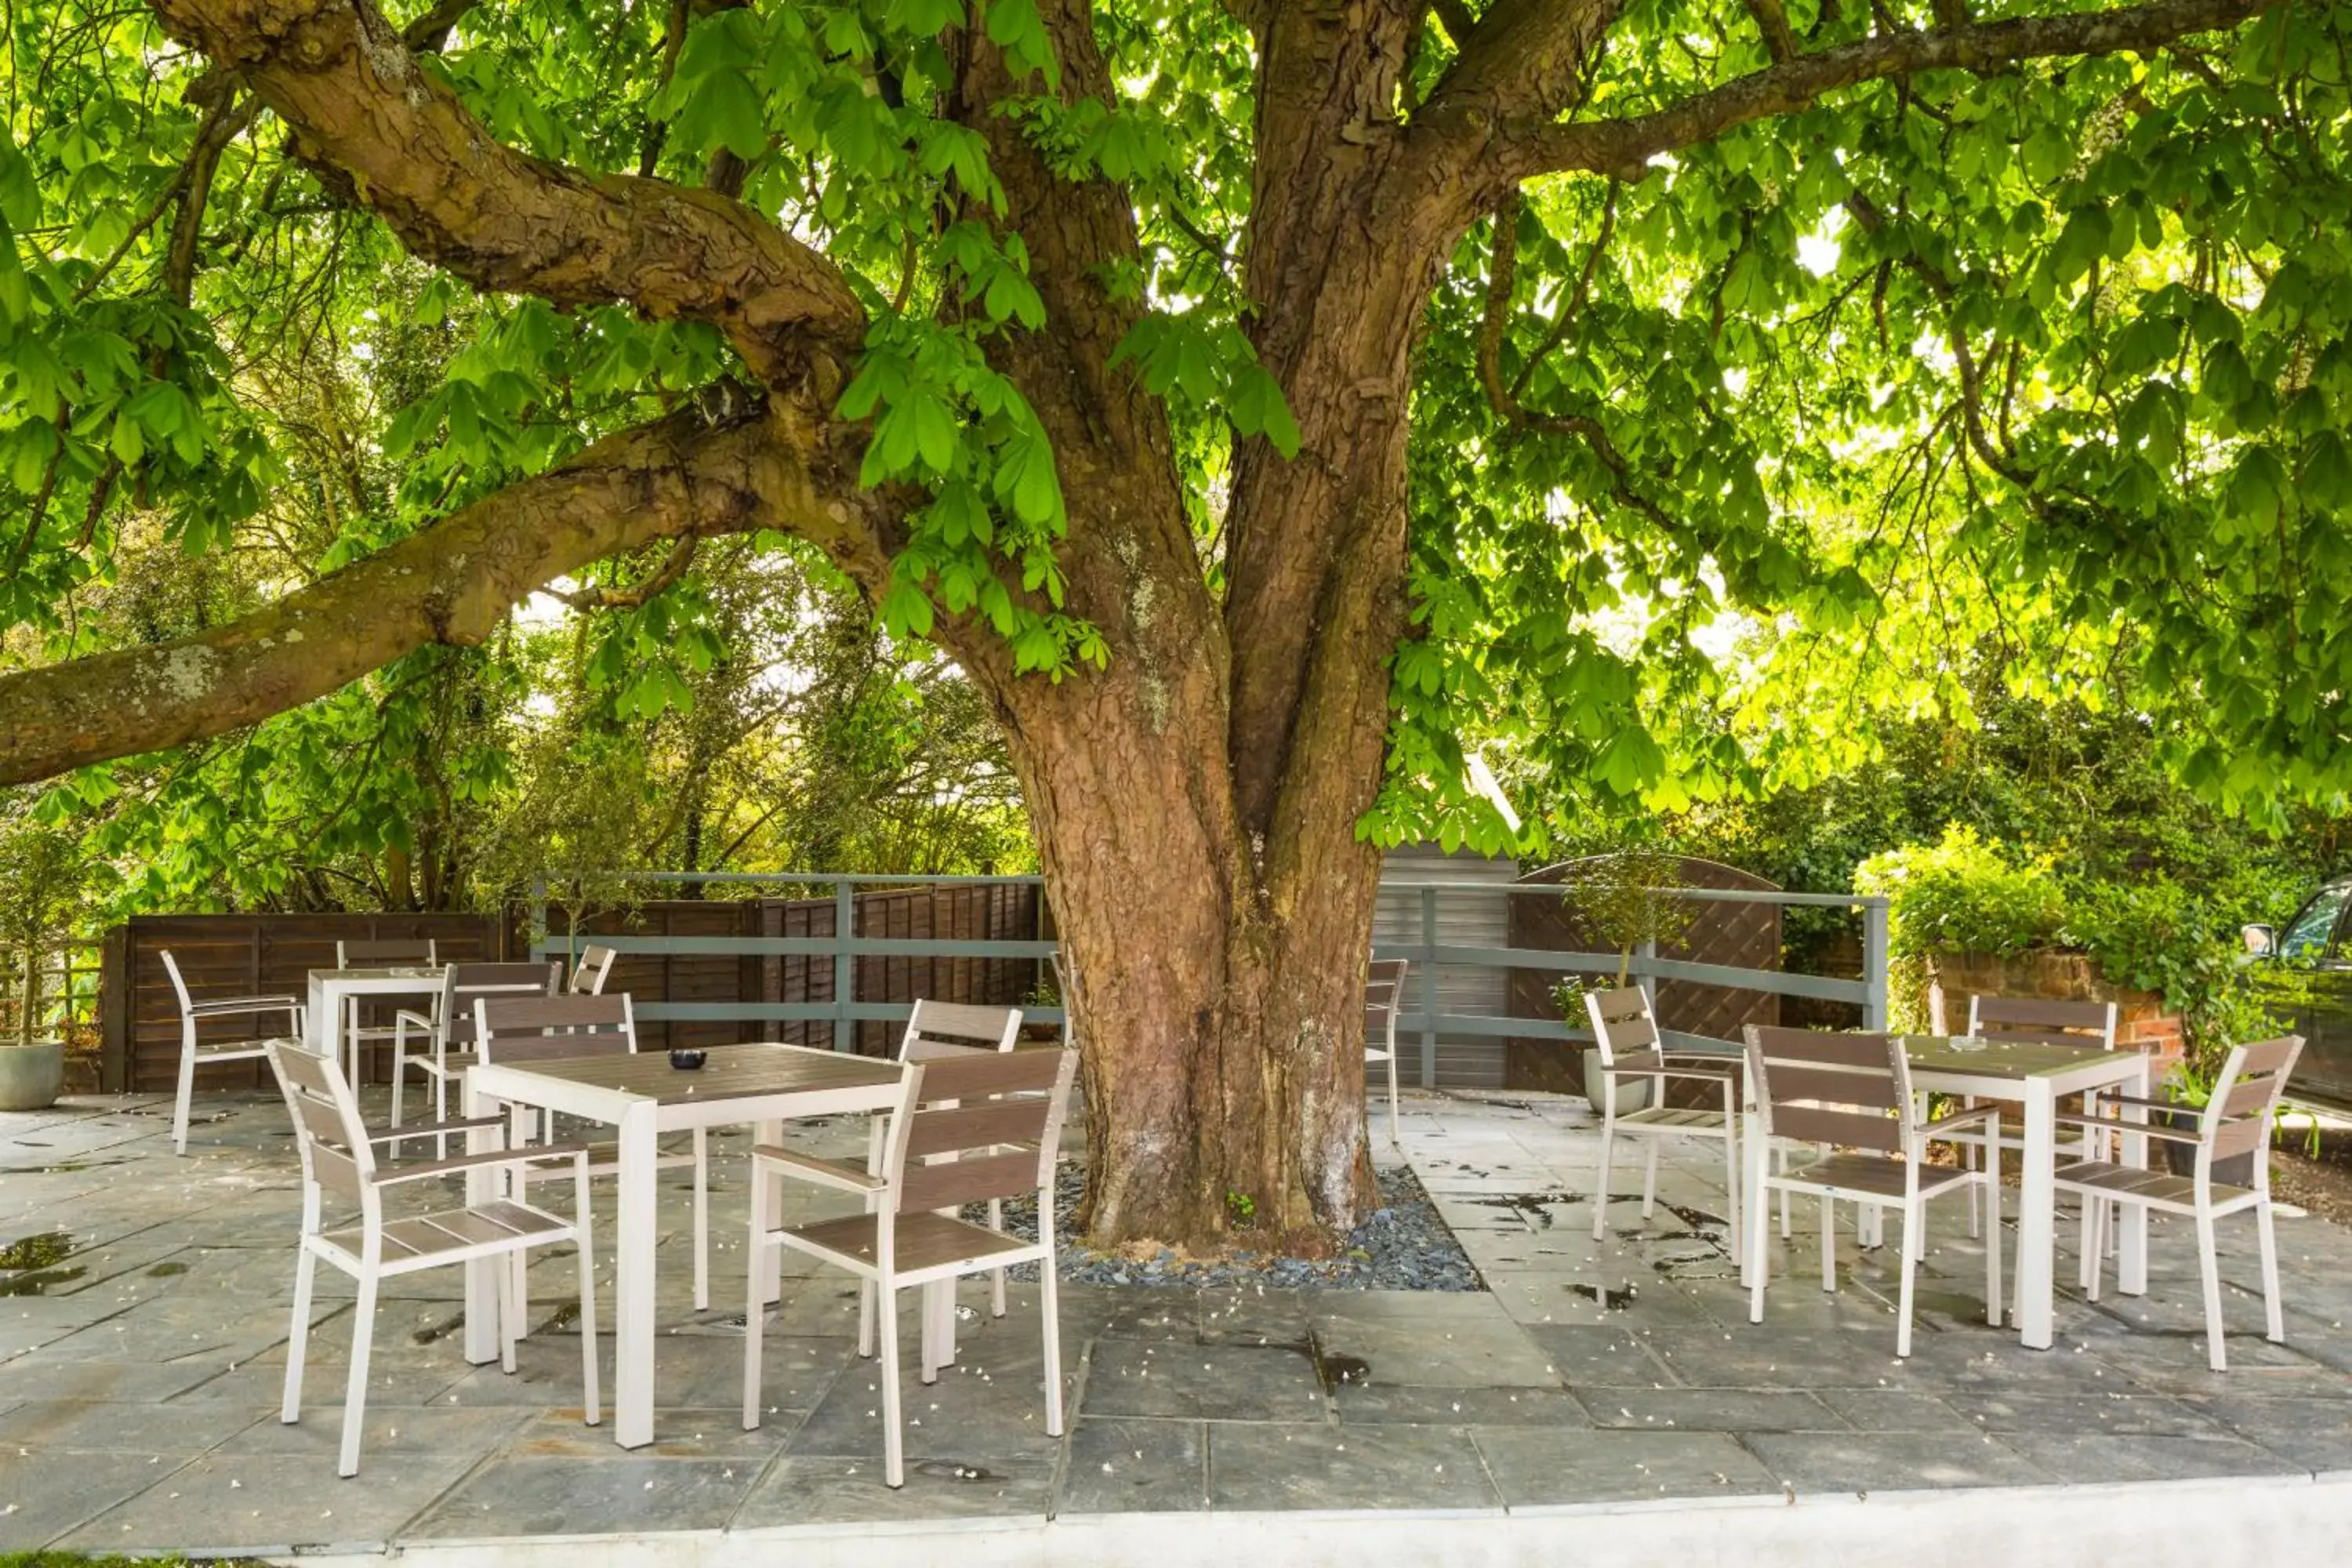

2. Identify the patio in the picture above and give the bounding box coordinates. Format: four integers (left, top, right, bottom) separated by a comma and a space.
5, 1084, 2350, 1566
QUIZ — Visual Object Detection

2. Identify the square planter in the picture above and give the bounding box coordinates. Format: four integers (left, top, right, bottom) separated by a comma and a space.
0, 1040, 65, 1111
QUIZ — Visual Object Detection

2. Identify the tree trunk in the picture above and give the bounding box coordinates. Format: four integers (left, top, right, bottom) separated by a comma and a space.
1022, 691, 1388, 1250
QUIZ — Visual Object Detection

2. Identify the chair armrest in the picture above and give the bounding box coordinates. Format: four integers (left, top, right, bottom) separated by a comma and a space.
372, 1141, 597, 1186
1922, 1103, 1998, 1134
752, 1144, 888, 1195
2056, 1111, 2205, 1146
367, 1114, 510, 1148
2093, 1092, 2174, 1113
189, 994, 301, 1017
1604, 1060, 1737, 1084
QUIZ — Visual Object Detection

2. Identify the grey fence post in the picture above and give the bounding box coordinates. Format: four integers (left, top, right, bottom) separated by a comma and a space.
1419, 884, 1440, 1089
1862, 897, 1890, 1030
1632, 938, 1657, 1013
833, 880, 856, 1053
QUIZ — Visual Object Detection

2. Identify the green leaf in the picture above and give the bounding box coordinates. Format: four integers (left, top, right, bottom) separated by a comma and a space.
1227, 364, 1301, 457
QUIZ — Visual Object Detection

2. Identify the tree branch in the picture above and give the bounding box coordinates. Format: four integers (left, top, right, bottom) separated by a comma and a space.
147, 0, 866, 380
550, 532, 702, 609
0, 402, 877, 785
1740, 0, 1798, 60
1488, 0, 2278, 181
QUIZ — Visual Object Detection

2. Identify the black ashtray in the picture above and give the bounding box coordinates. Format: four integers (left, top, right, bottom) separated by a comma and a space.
668, 1049, 707, 1070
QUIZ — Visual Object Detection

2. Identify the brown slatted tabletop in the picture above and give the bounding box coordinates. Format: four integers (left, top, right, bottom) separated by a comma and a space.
1901, 1034, 2117, 1080
478, 1041, 903, 1105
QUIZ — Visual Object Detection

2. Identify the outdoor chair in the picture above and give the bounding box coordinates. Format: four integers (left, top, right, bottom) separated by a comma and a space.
331, 938, 440, 1086
161, 949, 306, 1156
2058, 1034, 2303, 1371
474, 992, 712, 1311
1742, 1025, 2002, 1356
266, 1041, 597, 1477
1942, 994, 2121, 1238
848, 1000, 1026, 1359
1587, 985, 1744, 1250
390, 960, 561, 1134
742, 1045, 1080, 1488
1365, 957, 1407, 1145
1050, 951, 1079, 1049
566, 943, 619, 995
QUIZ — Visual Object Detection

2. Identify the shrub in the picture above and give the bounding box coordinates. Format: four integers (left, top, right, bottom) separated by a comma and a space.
1854, 826, 2066, 964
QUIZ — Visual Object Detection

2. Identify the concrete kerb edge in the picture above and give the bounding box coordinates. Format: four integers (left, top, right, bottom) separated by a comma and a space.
261, 1470, 2352, 1568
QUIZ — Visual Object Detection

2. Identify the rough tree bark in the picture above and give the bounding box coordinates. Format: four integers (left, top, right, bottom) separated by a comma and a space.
0, 0, 2281, 1246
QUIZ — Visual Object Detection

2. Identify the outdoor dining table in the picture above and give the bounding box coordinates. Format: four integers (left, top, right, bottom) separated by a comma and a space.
1900, 1033, 2153, 1349
459, 1041, 908, 1449
303, 964, 445, 1084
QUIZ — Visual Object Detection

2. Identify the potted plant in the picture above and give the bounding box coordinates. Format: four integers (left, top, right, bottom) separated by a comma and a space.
0, 1036, 65, 1111
1558, 850, 1700, 1111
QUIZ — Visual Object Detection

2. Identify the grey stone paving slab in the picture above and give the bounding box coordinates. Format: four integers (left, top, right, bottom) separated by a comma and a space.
53, 1442, 482, 1554
1637, 1328, 1932, 1392
2001, 1430, 2308, 1483
2177, 1393, 2352, 1473
1809, 1388, 1972, 1432
1329, 1383, 1589, 1428
1518, 1323, 1681, 1388
1057, 1416, 1208, 1513
1308, 1316, 1559, 1388
1080, 1339, 1326, 1421
3, 1396, 264, 1451
735, 1453, 1054, 1526
1738, 1430, 2049, 1494
0, 1447, 206, 1550
405, 1454, 763, 1539
788, 1358, 1065, 1461
0, 1355, 228, 1406
1472, 1426, 1779, 1508
1939, 1388, 2230, 1436
1580, 1386, 1848, 1433
229, 1401, 537, 1457
1486, 1272, 1724, 1330
1207, 1422, 1501, 1512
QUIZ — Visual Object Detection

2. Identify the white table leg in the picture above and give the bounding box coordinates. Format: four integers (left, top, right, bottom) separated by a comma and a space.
2118, 1058, 2151, 1296
755, 1117, 785, 1307
614, 1099, 659, 1449
2017, 1079, 2056, 1348
1740, 1103, 1766, 1290
460, 1072, 501, 1367
305, 977, 329, 1055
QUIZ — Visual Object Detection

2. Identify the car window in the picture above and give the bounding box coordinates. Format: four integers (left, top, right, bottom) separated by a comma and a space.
2278, 884, 2352, 963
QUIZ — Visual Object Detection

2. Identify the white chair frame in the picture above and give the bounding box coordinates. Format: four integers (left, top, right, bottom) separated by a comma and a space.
474, 992, 713, 1312
1943, 994, 2120, 1239
1587, 985, 1744, 1254
1742, 1025, 2002, 1357
1365, 958, 1407, 1145
331, 938, 440, 1087
161, 949, 304, 1156
390, 960, 560, 1133
2060, 1034, 2303, 1371
742, 1046, 1079, 1487
267, 1042, 597, 1476
851, 1001, 1025, 1359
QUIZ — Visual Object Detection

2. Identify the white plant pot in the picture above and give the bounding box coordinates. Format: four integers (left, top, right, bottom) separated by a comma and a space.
1581, 1047, 1653, 1114
0, 1040, 65, 1112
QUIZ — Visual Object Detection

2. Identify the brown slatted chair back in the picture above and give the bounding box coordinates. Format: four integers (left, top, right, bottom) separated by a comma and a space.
1743, 1025, 1908, 1153
437, 961, 560, 1040
898, 1000, 1022, 1062
337, 938, 437, 967
1968, 994, 2118, 1050
568, 945, 619, 995
267, 1043, 378, 1208
474, 993, 638, 1064
887, 1047, 1077, 1214
2199, 1035, 2303, 1166
1585, 985, 1660, 1065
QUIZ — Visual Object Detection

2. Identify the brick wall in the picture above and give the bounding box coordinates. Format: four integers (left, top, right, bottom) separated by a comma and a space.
1926, 949, 2185, 1080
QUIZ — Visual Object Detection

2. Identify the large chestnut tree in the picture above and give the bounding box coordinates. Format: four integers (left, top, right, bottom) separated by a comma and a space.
2, 0, 2346, 1243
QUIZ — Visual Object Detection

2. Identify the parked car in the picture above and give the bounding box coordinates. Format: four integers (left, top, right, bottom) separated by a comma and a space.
2243, 877, 2352, 1111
